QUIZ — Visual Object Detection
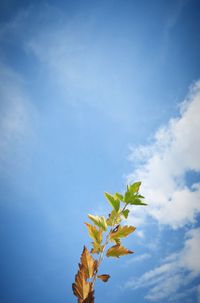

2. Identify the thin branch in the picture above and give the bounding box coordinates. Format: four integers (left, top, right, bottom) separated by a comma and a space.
91, 203, 128, 289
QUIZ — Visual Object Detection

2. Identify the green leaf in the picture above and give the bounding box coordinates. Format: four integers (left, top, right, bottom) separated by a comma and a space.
137, 194, 145, 199
110, 225, 136, 242
106, 244, 133, 258
114, 192, 124, 201
105, 192, 120, 212
129, 197, 147, 206
124, 191, 132, 204
128, 181, 141, 193
88, 214, 107, 231
124, 189, 147, 206
122, 209, 129, 219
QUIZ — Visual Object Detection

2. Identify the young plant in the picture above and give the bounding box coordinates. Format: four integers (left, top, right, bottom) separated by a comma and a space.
72, 181, 147, 302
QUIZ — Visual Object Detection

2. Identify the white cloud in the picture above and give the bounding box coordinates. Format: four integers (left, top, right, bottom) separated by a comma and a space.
124, 228, 200, 301
127, 80, 200, 228
181, 228, 200, 276
125, 81, 200, 302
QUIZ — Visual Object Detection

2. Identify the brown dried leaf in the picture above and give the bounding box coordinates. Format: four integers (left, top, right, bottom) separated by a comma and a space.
72, 264, 91, 301
106, 244, 134, 258
81, 246, 97, 279
97, 274, 110, 282
82, 290, 95, 303
72, 247, 97, 302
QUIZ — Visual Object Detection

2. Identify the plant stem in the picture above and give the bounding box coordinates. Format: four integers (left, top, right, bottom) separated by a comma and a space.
121, 202, 128, 213
91, 203, 129, 290
91, 234, 110, 289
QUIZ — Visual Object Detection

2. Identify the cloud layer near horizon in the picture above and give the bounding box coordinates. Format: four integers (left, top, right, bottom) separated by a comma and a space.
128, 81, 200, 228
124, 227, 200, 301
125, 80, 200, 302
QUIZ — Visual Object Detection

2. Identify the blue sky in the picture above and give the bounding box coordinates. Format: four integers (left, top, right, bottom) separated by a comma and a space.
0, 0, 200, 302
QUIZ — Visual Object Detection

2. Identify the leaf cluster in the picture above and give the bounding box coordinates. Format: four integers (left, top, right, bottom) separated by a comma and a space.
72, 181, 147, 302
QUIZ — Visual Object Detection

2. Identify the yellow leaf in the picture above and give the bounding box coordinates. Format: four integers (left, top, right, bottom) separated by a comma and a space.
110, 225, 136, 242
91, 242, 104, 255
106, 244, 133, 258
88, 214, 107, 231
85, 223, 103, 244
97, 274, 110, 282
107, 210, 121, 226
81, 246, 98, 279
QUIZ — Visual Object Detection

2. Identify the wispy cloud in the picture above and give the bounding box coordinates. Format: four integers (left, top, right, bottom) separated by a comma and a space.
124, 227, 200, 301
26, 14, 101, 97
19, 5, 144, 127
125, 253, 151, 266
0, 64, 37, 173
161, 0, 189, 61
127, 80, 200, 228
